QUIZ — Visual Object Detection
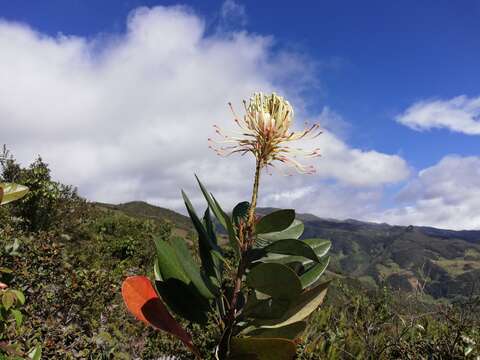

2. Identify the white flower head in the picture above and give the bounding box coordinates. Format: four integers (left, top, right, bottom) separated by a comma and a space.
209, 92, 321, 174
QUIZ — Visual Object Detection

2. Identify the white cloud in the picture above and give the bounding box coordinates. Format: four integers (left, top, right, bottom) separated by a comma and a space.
373, 155, 480, 230
0, 5, 409, 219
396, 95, 480, 134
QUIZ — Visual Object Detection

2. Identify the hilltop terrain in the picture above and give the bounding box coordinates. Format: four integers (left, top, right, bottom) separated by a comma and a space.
106, 201, 480, 301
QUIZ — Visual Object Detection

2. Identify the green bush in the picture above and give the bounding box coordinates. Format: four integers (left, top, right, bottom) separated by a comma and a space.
1, 148, 86, 233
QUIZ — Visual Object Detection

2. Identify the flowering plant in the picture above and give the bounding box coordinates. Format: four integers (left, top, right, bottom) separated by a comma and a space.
122, 93, 331, 359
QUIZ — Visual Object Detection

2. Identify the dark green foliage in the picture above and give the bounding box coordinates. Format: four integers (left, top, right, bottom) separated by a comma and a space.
1, 150, 86, 233
255, 209, 295, 235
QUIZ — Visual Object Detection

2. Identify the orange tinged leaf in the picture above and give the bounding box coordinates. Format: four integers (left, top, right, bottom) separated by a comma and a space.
121, 276, 201, 359
122, 275, 156, 323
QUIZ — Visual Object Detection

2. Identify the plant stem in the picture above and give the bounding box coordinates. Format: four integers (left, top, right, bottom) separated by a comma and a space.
220, 156, 265, 360
247, 157, 262, 232
222, 157, 263, 349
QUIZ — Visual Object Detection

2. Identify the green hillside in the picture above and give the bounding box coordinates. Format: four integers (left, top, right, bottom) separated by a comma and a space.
97, 201, 192, 237
282, 213, 477, 300
107, 202, 480, 301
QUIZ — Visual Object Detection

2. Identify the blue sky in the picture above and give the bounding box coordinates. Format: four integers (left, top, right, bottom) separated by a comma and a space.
1, 1, 480, 229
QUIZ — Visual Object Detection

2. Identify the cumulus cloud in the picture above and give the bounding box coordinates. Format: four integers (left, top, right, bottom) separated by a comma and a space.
0, 5, 408, 218
396, 95, 480, 134
373, 155, 480, 230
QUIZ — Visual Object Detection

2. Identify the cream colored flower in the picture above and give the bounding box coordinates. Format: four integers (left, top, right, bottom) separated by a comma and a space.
209, 92, 321, 174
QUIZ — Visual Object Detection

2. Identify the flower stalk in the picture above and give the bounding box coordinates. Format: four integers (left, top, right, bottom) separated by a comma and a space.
247, 157, 262, 240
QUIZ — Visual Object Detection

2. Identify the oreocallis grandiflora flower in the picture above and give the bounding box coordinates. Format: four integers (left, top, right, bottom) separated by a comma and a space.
210, 92, 322, 227
209, 92, 322, 175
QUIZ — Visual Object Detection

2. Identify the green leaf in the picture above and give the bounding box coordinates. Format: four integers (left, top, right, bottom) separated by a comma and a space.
195, 175, 228, 230
256, 220, 304, 245
153, 261, 163, 281
203, 208, 218, 246
464, 345, 473, 356
2, 291, 15, 310
171, 237, 216, 299
154, 238, 211, 323
11, 290, 25, 305
246, 263, 302, 300
243, 292, 291, 319
28, 345, 42, 360
0, 183, 29, 205
229, 337, 296, 360
155, 279, 210, 324
212, 195, 239, 257
255, 281, 330, 328
263, 239, 319, 263
195, 175, 239, 256
303, 239, 331, 258
242, 321, 306, 340
258, 239, 330, 266
182, 190, 220, 281
154, 238, 189, 284
232, 201, 250, 224
204, 209, 222, 283
11, 309, 23, 326
299, 257, 330, 289
255, 210, 295, 235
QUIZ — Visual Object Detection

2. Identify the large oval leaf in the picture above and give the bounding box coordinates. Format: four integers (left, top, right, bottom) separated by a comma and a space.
243, 292, 291, 319
300, 257, 330, 289
242, 321, 307, 340
246, 263, 302, 300
264, 239, 319, 263
255, 210, 295, 235
254, 239, 331, 267
121, 276, 201, 358
255, 281, 330, 328
155, 278, 210, 324
154, 238, 190, 283
229, 337, 296, 360
256, 220, 304, 246
303, 239, 331, 258
0, 183, 28, 205
154, 238, 211, 323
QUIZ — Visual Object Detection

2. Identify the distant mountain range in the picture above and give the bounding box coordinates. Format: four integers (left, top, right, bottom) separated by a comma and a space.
99, 201, 480, 301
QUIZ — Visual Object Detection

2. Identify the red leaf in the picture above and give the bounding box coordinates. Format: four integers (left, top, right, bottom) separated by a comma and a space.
122, 276, 201, 359
122, 276, 156, 323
